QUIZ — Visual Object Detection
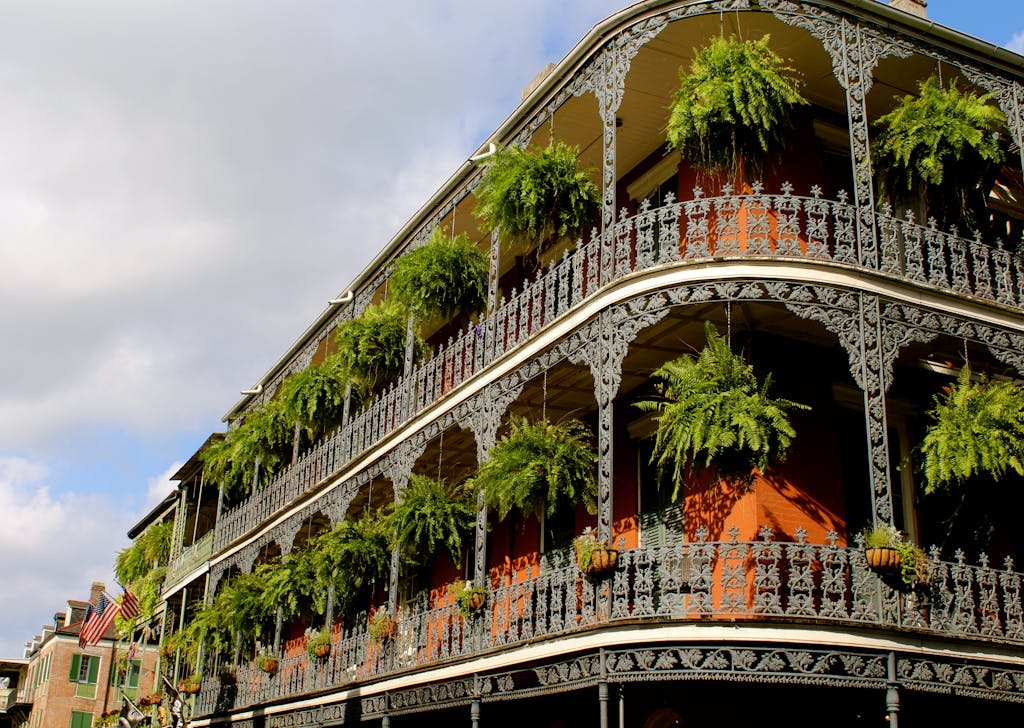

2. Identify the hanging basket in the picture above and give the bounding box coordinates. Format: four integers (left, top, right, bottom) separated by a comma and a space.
258, 657, 278, 676
313, 643, 331, 659
584, 546, 619, 579
865, 547, 902, 575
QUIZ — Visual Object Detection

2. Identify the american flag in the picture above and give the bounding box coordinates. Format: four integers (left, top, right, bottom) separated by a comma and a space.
79, 592, 121, 648
120, 589, 140, 621
126, 641, 139, 662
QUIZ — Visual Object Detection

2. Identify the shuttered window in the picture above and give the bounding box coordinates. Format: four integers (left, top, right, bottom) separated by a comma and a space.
69, 655, 99, 699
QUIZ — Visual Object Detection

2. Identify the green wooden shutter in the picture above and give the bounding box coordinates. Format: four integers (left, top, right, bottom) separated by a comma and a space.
86, 656, 99, 684
68, 654, 81, 681
69, 710, 92, 728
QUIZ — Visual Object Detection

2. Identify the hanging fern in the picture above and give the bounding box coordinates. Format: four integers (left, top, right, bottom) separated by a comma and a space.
635, 322, 808, 498
666, 35, 807, 179
115, 520, 172, 586
473, 417, 597, 521
201, 399, 294, 498
390, 227, 488, 320
308, 514, 391, 619
473, 142, 599, 245
873, 76, 1007, 229
335, 301, 426, 401
387, 474, 476, 565
258, 553, 318, 623
280, 354, 348, 441
919, 367, 1024, 492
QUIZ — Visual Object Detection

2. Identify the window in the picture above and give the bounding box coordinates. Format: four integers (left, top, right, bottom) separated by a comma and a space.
111, 659, 141, 699
637, 438, 684, 548
69, 710, 92, 728
68, 655, 99, 699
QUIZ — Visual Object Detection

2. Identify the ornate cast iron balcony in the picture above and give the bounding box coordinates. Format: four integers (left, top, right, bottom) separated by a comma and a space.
208, 186, 1024, 558
164, 530, 215, 587
195, 528, 1024, 716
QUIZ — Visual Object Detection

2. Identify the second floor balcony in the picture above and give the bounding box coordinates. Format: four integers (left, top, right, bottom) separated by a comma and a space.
195, 527, 1024, 716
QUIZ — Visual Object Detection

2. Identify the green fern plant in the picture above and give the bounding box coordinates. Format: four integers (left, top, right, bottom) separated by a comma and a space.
666, 35, 807, 180
390, 227, 488, 321
335, 301, 426, 401
258, 553, 318, 624
635, 322, 808, 498
201, 399, 295, 498
873, 76, 1007, 229
308, 514, 391, 620
919, 367, 1024, 492
115, 520, 172, 586
387, 474, 475, 565
472, 417, 597, 521
473, 141, 599, 246
280, 354, 348, 441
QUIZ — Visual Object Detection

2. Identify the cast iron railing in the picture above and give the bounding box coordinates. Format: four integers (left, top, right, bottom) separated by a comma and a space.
209, 186, 1024, 554
195, 528, 1024, 715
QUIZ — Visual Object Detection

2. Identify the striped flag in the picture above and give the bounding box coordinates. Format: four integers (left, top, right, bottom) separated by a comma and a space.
120, 589, 140, 621
79, 592, 121, 647
126, 641, 139, 662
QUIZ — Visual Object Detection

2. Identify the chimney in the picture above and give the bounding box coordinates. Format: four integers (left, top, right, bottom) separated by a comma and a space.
522, 63, 556, 101
89, 581, 105, 606
889, 0, 927, 18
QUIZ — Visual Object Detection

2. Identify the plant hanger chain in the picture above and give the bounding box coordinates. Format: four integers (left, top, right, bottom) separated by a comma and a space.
437, 429, 444, 482
726, 300, 733, 350
542, 368, 548, 422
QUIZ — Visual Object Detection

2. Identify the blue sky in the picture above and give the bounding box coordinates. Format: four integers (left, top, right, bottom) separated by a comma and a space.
1, 0, 1022, 659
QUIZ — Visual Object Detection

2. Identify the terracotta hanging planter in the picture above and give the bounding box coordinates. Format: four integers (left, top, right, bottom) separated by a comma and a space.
865, 546, 902, 575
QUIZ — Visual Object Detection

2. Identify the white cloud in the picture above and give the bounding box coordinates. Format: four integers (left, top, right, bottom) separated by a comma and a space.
1008, 31, 1024, 54
0, 457, 132, 657
147, 461, 184, 511
0, 0, 627, 658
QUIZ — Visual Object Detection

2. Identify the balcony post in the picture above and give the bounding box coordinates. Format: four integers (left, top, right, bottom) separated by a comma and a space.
273, 606, 283, 652
571, 307, 669, 541
886, 651, 900, 728
858, 294, 897, 526
467, 382, 525, 585
598, 648, 609, 728
403, 314, 416, 418
470, 697, 481, 728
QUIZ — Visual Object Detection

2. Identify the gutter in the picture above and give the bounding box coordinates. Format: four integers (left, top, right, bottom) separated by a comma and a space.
223, 0, 1024, 422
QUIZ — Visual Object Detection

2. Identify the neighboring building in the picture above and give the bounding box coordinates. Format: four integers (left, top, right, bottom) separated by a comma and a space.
0, 658, 30, 728
21, 585, 159, 728
138, 0, 1024, 725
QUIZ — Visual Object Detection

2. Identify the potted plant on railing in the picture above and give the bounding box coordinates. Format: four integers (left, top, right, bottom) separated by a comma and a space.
472, 416, 598, 522
218, 666, 237, 686
305, 629, 332, 661
178, 673, 202, 695
635, 321, 809, 500
368, 607, 397, 644
390, 227, 489, 324
862, 524, 932, 589
872, 76, 1007, 231
666, 34, 807, 183
573, 527, 618, 580
257, 650, 279, 677
473, 141, 599, 249
918, 366, 1024, 494
450, 581, 488, 619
